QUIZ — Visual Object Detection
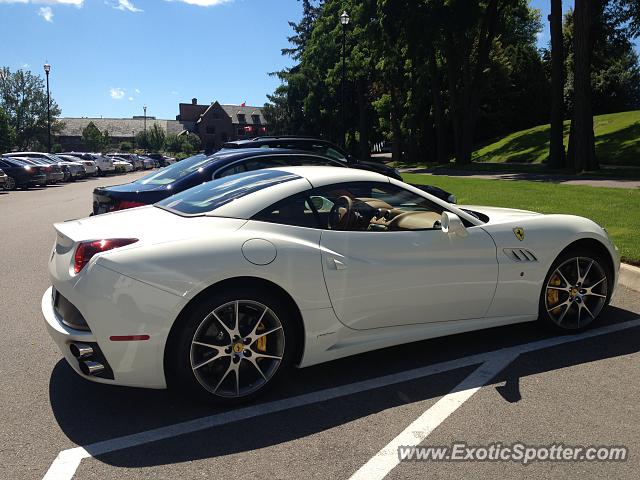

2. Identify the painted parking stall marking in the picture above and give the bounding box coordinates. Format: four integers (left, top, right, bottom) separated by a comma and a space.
43, 317, 640, 480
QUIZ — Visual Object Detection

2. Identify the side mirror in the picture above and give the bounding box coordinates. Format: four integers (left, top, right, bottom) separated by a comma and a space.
441, 212, 468, 237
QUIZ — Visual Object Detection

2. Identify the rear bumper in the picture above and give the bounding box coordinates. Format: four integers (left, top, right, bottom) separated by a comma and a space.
43, 263, 186, 389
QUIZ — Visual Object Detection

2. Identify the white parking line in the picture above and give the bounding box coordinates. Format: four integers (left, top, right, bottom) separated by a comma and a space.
43, 318, 640, 480
347, 353, 518, 480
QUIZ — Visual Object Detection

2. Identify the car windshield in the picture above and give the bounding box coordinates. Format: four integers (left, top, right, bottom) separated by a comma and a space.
136, 154, 211, 186
156, 169, 301, 215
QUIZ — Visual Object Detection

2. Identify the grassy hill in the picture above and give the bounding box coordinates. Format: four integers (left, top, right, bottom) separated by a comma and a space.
472, 110, 640, 166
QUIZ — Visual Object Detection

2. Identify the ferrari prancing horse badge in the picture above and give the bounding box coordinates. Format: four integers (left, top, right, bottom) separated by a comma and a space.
513, 227, 525, 241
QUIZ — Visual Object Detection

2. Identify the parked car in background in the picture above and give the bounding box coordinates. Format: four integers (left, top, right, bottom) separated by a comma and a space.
113, 159, 134, 172
58, 154, 97, 177
146, 153, 176, 167
62, 152, 115, 176
10, 156, 65, 184
0, 167, 7, 189
0, 156, 48, 189
92, 148, 350, 214
141, 156, 155, 170
107, 153, 143, 170
222, 136, 457, 203
8, 151, 86, 182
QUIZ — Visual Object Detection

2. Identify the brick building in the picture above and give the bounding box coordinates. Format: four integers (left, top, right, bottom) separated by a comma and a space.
56, 99, 267, 152
177, 99, 268, 152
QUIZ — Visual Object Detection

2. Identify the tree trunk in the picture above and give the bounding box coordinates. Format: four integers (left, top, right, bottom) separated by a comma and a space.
549, 0, 565, 168
428, 48, 447, 164
390, 87, 403, 163
572, 0, 597, 171
356, 77, 370, 161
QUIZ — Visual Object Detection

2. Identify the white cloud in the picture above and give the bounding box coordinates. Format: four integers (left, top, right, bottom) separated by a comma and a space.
166, 0, 233, 7
170, 90, 179, 95
134, 88, 141, 94
110, 87, 125, 100
114, 0, 141, 13
38, 6, 53, 21
128, 96, 134, 101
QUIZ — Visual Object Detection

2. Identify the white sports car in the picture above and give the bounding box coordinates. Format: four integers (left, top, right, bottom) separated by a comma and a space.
42, 167, 619, 403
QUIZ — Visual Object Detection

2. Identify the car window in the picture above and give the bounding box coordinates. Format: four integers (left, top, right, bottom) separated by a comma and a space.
137, 154, 210, 185
252, 193, 319, 228
306, 181, 444, 231
216, 162, 247, 178
157, 169, 302, 215
311, 145, 347, 162
244, 157, 290, 171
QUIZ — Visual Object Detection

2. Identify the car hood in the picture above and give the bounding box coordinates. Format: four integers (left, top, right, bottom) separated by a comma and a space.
458, 205, 542, 223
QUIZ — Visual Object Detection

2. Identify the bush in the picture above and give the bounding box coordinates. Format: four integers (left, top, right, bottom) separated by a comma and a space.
119, 141, 133, 152
52, 143, 62, 153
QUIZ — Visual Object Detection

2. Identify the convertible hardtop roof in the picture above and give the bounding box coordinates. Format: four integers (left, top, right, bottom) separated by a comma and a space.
269, 165, 389, 187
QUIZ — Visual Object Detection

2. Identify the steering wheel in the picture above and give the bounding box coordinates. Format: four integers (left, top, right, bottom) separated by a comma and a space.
328, 196, 353, 230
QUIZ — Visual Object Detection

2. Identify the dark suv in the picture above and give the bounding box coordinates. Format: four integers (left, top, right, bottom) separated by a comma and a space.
222, 136, 456, 203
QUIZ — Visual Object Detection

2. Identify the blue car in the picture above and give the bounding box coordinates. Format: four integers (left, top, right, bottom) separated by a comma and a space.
92, 148, 346, 214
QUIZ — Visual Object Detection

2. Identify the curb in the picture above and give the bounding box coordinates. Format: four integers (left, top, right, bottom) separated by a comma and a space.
620, 263, 640, 293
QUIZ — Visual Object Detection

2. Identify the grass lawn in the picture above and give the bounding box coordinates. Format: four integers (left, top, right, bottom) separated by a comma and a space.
472, 110, 640, 166
404, 173, 640, 265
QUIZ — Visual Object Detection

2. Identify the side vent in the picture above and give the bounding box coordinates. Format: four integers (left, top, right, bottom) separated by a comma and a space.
504, 248, 538, 262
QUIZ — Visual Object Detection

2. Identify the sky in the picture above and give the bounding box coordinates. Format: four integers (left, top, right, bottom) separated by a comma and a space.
0, 0, 636, 120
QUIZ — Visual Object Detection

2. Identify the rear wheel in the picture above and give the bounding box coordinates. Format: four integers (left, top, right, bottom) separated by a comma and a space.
168, 287, 296, 404
539, 248, 612, 331
5, 176, 16, 190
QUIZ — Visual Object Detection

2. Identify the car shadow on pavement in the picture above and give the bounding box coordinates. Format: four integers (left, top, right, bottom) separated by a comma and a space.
49, 305, 640, 469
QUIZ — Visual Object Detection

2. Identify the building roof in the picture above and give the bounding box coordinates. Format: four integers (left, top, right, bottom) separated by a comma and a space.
59, 118, 184, 137
220, 105, 266, 125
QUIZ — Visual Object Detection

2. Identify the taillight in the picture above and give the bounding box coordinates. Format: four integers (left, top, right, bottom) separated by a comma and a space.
110, 200, 147, 211
74, 238, 138, 273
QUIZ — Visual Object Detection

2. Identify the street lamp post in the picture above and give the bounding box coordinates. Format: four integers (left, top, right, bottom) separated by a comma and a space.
340, 11, 350, 147
143, 105, 147, 134
44, 63, 51, 153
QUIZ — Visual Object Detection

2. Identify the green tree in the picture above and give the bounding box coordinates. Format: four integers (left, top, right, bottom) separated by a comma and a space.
82, 122, 106, 152
164, 134, 181, 154
0, 107, 16, 152
0, 67, 63, 149
179, 133, 201, 154
119, 141, 132, 152
147, 123, 166, 152
135, 131, 149, 151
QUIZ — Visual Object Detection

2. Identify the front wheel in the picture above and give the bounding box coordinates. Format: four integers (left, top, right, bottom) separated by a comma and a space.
539, 249, 612, 331
168, 288, 296, 404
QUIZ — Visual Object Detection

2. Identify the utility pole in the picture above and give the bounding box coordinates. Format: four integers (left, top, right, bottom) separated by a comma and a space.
44, 63, 51, 153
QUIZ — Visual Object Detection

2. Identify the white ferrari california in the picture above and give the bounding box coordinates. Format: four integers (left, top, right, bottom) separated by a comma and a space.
42, 166, 619, 403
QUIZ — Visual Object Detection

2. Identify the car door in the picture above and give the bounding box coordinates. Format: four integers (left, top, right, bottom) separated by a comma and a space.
315, 181, 498, 330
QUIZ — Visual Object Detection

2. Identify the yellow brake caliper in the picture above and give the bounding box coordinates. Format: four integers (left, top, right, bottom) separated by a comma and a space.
547, 274, 561, 309
256, 323, 267, 352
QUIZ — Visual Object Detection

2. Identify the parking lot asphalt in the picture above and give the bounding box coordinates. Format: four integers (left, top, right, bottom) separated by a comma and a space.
1, 172, 639, 480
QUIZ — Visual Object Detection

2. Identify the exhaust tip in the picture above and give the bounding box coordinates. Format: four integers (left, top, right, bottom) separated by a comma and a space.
70, 343, 94, 359
79, 360, 105, 376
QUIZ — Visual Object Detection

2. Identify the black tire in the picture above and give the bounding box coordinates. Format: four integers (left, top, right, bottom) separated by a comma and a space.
539, 247, 613, 332
167, 286, 297, 405
5, 176, 17, 191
